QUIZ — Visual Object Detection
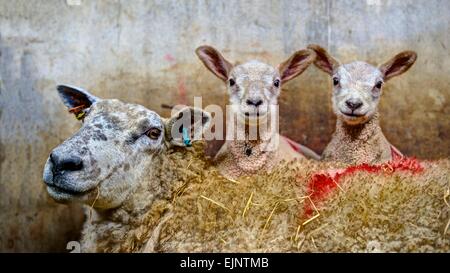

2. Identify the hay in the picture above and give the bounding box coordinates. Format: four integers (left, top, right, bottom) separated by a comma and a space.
153, 144, 449, 252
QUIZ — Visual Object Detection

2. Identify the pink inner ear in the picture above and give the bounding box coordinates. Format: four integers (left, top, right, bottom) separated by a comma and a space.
281, 55, 310, 81
281, 67, 296, 81
388, 56, 412, 74
318, 59, 333, 74
214, 59, 229, 79
197, 47, 231, 81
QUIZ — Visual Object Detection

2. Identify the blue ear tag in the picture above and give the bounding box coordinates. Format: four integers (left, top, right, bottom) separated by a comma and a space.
182, 127, 192, 147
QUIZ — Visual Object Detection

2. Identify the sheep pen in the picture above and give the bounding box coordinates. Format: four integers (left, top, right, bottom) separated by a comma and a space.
137, 142, 450, 253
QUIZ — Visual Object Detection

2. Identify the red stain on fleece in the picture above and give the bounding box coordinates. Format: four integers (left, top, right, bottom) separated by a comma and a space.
300, 146, 424, 217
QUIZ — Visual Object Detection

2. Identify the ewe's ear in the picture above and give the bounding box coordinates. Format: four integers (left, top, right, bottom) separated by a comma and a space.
379, 51, 417, 81
165, 107, 212, 147
195, 45, 233, 81
278, 49, 316, 83
307, 44, 340, 76
57, 85, 100, 120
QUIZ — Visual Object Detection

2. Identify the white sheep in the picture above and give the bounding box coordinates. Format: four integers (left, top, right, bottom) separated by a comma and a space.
43, 85, 211, 252
195, 46, 320, 179
308, 44, 417, 165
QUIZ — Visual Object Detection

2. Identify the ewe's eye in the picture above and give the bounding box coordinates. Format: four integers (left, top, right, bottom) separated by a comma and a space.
273, 79, 280, 88
375, 81, 383, 89
146, 128, 161, 140
229, 78, 235, 87
333, 77, 340, 86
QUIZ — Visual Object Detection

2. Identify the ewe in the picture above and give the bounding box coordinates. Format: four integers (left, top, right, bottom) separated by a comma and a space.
308, 44, 417, 165
43, 85, 211, 252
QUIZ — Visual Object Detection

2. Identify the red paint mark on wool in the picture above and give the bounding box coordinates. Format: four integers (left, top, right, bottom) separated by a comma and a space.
301, 147, 424, 217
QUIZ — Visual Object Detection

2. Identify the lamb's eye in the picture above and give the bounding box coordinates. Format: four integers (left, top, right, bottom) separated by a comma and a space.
146, 128, 161, 140
375, 81, 383, 89
273, 79, 280, 88
229, 78, 235, 87
333, 77, 340, 86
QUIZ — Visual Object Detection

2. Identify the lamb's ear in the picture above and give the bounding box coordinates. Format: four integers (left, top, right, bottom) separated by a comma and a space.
278, 49, 316, 83
379, 51, 417, 81
165, 107, 212, 147
195, 45, 233, 81
307, 44, 340, 76
57, 85, 100, 120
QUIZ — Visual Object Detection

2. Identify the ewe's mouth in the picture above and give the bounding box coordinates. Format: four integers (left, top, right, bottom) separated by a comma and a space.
47, 184, 86, 195
46, 184, 93, 202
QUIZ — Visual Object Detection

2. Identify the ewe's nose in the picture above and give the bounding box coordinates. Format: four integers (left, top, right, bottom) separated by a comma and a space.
345, 99, 363, 111
50, 152, 83, 174
246, 99, 263, 107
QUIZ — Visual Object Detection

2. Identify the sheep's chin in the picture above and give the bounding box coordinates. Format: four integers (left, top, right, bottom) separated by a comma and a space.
237, 111, 269, 126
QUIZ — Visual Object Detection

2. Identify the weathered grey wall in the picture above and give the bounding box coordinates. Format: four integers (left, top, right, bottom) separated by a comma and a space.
0, 0, 449, 252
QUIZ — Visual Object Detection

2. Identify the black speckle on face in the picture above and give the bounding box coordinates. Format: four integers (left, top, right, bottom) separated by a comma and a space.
79, 147, 89, 156
94, 123, 103, 129
123, 163, 130, 171
92, 130, 107, 141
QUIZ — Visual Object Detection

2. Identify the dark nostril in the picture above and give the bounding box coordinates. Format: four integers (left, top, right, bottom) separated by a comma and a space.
246, 99, 263, 107
345, 100, 363, 110
49, 152, 56, 164
52, 153, 83, 172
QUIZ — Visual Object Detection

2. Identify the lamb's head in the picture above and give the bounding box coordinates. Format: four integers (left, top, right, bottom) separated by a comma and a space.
308, 44, 417, 125
195, 45, 315, 122
43, 85, 211, 209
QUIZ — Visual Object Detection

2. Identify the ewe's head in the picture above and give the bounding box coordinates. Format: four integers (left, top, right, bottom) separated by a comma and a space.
43, 85, 211, 209
195, 45, 315, 121
308, 44, 417, 125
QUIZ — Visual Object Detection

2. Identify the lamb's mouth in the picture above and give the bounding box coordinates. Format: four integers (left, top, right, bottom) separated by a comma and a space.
341, 111, 366, 118
238, 112, 269, 126
242, 110, 268, 120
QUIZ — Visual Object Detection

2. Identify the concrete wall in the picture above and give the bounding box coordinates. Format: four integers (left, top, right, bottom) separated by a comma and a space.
0, 0, 449, 252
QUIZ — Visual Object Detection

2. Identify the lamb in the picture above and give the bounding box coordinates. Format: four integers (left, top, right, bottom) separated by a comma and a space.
195, 46, 320, 179
42, 85, 211, 252
307, 44, 417, 165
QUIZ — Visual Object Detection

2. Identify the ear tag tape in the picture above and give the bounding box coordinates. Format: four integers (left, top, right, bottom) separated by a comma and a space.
68, 105, 86, 121
182, 127, 192, 147
75, 111, 85, 120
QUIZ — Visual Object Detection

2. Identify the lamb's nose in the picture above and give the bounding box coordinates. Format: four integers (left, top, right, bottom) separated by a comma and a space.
345, 99, 363, 111
50, 152, 83, 173
246, 99, 263, 107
